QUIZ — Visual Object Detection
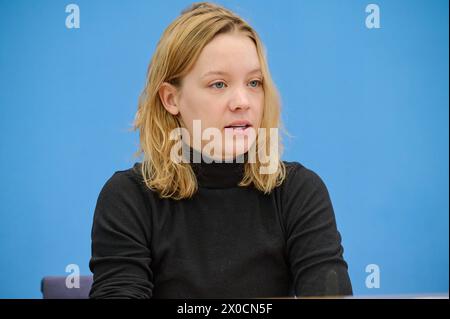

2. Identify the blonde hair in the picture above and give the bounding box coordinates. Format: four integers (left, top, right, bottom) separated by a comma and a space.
133, 2, 288, 200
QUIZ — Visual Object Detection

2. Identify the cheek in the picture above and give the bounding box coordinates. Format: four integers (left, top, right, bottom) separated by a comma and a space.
179, 90, 223, 128
186, 83, 209, 107
254, 94, 264, 123
178, 88, 204, 119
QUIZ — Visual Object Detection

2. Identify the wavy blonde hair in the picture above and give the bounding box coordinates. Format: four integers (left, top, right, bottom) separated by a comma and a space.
133, 2, 288, 200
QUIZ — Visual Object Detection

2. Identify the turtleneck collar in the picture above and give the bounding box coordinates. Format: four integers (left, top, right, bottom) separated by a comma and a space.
182, 142, 246, 189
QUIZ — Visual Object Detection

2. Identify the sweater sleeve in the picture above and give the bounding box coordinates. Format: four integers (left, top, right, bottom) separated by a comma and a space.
89, 171, 154, 299
282, 163, 353, 297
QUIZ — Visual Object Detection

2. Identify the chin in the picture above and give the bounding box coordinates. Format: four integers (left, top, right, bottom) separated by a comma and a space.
222, 137, 255, 159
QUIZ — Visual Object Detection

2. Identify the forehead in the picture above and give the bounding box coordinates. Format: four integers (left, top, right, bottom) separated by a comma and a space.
190, 32, 261, 77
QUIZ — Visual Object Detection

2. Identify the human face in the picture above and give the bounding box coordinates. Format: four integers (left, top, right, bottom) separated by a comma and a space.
174, 32, 264, 160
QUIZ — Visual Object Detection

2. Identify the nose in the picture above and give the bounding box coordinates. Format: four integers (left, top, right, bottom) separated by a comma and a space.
228, 87, 250, 111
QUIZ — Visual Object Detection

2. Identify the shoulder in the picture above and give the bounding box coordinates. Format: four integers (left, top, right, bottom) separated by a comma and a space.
282, 161, 329, 192
91, 163, 152, 255
278, 160, 333, 211
278, 161, 336, 227
97, 162, 148, 202
93, 163, 152, 229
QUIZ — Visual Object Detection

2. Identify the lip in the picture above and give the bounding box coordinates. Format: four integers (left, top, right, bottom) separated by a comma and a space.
224, 120, 252, 128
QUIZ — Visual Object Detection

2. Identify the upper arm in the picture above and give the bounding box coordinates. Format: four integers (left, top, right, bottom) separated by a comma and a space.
282, 164, 352, 297
89, 172, 154, 299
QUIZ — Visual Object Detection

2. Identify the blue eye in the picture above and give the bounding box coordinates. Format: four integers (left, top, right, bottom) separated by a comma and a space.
211, 81, 226, 89
249, 80, 261, 88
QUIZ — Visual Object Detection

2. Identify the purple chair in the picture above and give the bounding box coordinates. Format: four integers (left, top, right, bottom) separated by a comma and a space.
41, 276, 93, 299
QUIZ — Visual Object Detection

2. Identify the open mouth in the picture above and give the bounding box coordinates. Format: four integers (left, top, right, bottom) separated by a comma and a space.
224, 124, 251, 130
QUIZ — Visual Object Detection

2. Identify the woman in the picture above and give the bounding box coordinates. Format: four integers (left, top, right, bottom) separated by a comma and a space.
89, 2, 353, 298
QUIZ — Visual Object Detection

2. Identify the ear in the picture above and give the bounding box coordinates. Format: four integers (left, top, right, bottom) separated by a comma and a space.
158, 82, 180, 116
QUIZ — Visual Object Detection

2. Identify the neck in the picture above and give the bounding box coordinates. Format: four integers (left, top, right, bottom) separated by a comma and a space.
181, 142, 246, 188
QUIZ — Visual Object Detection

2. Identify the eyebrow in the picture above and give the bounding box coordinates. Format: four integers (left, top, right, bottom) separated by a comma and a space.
201, 68, 262, 79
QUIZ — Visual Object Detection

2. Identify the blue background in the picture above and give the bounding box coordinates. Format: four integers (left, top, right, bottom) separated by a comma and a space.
0, 0, 448, 298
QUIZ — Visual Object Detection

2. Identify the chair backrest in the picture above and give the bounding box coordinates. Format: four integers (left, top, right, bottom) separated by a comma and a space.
41, 276, 93, 299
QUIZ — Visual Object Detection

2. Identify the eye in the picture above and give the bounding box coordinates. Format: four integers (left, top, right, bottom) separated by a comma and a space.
248, 80, 262, 88
210, 81, 227, 89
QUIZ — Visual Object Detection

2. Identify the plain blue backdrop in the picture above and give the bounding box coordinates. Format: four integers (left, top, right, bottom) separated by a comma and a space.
0, 0, 448, 298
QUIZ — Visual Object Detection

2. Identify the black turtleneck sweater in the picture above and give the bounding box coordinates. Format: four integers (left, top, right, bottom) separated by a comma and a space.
89, 149, 352, 299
